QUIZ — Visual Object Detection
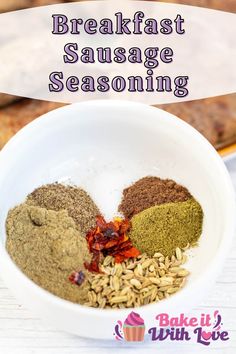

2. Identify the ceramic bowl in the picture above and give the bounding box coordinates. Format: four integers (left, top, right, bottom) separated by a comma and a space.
0, 100, 235, 339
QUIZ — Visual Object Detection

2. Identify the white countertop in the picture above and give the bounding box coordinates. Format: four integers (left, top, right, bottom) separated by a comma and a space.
0, 158, 235, 354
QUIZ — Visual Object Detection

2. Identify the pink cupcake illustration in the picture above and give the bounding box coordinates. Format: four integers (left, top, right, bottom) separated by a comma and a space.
123, 311, 145, 341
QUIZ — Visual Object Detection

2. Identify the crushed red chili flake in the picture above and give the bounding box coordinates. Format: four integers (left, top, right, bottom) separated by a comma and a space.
69, 270, 85, 286
84, 215, 140, 273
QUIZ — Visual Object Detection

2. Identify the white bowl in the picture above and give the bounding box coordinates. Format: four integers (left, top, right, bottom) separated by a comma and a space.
0, 100, 235, 339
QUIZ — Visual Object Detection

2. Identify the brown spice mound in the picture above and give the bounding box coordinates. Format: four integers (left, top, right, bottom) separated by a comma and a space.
119, 176, 192, 219
27, 183, 100, 235
6, 204, 91, 304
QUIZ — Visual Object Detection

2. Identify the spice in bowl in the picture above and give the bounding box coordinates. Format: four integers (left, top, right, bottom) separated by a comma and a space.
84, 247, 189, 308
6, 203, 92, 303
128, 199, 203, 256
119, 176, 192, 219
5, 175, 204, 309
27, 183, 99, 234
84, 215, 140, 273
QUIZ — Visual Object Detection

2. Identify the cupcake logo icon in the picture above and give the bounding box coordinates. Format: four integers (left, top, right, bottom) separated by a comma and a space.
114, 310, 230, 344
114, 311, 145, 341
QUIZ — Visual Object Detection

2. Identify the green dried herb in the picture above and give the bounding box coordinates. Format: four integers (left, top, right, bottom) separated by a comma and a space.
129, 199, 203, 257
6, 204, 92, 304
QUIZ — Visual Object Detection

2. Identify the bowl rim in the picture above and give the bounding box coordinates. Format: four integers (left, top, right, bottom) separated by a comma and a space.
0, 99, 235, 318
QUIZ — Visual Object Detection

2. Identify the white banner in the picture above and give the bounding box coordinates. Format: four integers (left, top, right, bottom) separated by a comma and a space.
0, 0, 235, 104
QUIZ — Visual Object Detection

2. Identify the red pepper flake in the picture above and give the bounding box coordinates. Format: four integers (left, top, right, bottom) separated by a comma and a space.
84, 215, 140, 273
69, 270, 85, 286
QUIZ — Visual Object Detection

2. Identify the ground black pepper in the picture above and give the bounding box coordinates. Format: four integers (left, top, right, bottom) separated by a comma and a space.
27, 183, 100, 235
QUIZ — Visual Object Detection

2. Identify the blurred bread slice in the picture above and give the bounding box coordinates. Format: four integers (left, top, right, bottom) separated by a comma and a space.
32, 0, 64, 6
152, 0, 236, 150
0, 1, 32, 13
0, 99, 65, 149
157, 94, 236, 149
0, 0, 67, 13
0, 94, 20, 107
154, 0, 236, 12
